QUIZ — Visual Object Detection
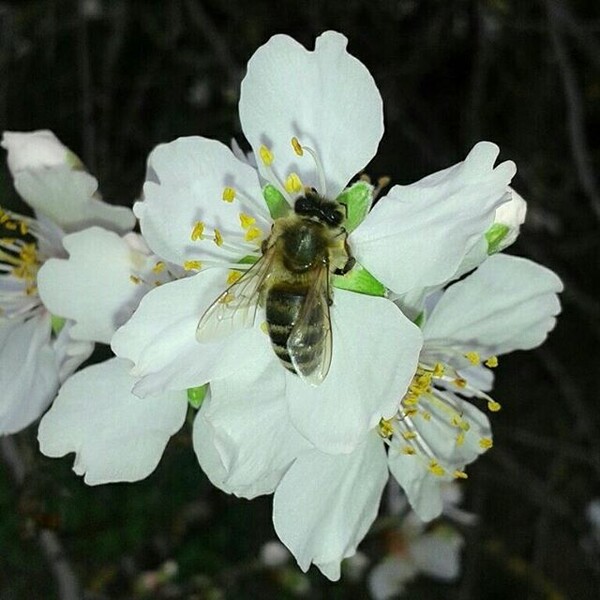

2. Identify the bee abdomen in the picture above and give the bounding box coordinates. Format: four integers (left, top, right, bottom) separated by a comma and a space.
266, 286, 325, 374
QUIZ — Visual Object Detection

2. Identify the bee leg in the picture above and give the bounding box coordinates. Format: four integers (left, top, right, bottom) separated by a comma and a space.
334, 256, 356, 276
261, 239, 268, 254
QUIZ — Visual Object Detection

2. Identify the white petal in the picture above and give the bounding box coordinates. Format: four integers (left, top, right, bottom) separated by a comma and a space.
273, 434, 388, 580
350, 142, 516, 294
368, 557, 418, 600
410, 527, 464, 580
423, 254, 563, 356
38, 358, 187, 484
193, 359, 310, 498
52, 319, 94, 382
14, 166, 135, 234
1, 130, 71, 175
0, 313, 59, 434
239, 31, 383, 198
38, 227, 161, 344
111, 270, 272, 395
388, 452, 446, 522
286, 290, 422, 453
138, 136, 269, 266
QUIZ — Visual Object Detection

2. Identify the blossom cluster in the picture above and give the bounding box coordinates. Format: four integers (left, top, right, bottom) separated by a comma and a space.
0, 31, 562, 581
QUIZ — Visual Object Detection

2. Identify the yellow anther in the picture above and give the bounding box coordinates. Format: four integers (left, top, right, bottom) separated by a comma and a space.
378, 419, 394, 439
402, 431, 417, 440
19, 221, 28, 235
245, 226, 262, 242
453, 470, 468, 479
152, 261, 165, 274
377, 176, 391, 189
291, 137, 303, 156
428, 460, 446, 476
259, 145, 274, 166
359, 173, 371, 183
456, 432, 466, 446
404, 407, 418, 418
129, 275, 142, 284
465, 351, 481, 365
222, 187, 236, 202
403, 395, 419, 407
183, 260, 202, 271
214, 229, 223, 247
284, 172, 303, 194
487, 400, 502, 412
421, 411, 432, 421
402, 446, 416, 455
454, 378, 467, 389
451, 415, 462, 427
485, 355, 499, 368
433, 363, 445, 377
479, 437, 493, 450
191, 221, 205, 241
239, 213, 256, 230
227, 270, 242, 285
459, 421, 471, 432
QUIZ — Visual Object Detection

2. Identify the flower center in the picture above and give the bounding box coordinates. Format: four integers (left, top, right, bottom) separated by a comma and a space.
378, 352, 500, 479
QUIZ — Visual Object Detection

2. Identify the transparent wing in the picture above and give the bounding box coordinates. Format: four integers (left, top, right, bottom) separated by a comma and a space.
287, 263, 333, 386
196, 250, 275, 342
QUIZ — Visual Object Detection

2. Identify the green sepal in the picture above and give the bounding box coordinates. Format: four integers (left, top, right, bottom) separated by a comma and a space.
65, 150, 85, 171
187, 384, 208, 409
413, 311, 425, 328
50, 315, 66, 335
336, 181, 374, 233
485, 223, 510, 254
332, 262, 386, 297
237, 254, 259, 266
263, 184, 291, 220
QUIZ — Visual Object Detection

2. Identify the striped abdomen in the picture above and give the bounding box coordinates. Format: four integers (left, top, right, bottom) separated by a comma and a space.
265, 283, 326, 375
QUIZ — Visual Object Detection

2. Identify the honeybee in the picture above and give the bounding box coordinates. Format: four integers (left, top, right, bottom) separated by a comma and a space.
196, 190, 355, 385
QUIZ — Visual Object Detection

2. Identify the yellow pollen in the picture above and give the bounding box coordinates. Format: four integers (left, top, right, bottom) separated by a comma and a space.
129, 275, 142, 284
402, 431, 417, 440
454, 378, 467, 389
284, 172, 303, 194
479, 437, 493, 450
183, 260, 202, 271
485, 355, 499, 368
453, 470, 468, 479
428, 461, 446, 476
239, 213, 256, 229
451, 415, 462, 427
227, 270, 243, 285
402, 446, 416, 455
404, 407, 418, 418
421, 411, 432, 421
291, 137, 303, 156
378, 419, 394, 439
456, 432, 466, 446
152, 261, 165, 274
222, 187, 236, 202
245, 226, 262, 242
465, 351, 481, 365
487, 400, 502, 412
213, 229, 223, 247
259, 145, 274, 166
433, 363, 445, 377
191, 221, 205, 241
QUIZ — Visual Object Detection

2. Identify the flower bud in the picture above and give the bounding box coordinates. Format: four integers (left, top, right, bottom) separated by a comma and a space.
487, 187, 527, 253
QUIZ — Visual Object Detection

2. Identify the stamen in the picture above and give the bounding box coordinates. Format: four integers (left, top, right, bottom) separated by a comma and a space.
152, 261, 165, 274
487, 400, 502, 412
222, 187, 236, 203
213, 229, 224, 247
453, 470, 468, 479
284, 172, 303, 194
485, 355, 499, 368
239, 213, 256, 229
428, 460, 446, 476
191, 221, 205, 241
465, 351, 481, 365
378, 419, 394, 439
183, 260, 202, 271
259, 145, 274, 167
227, 270, 242, 285
130, 275, 142, 284
479, 437, 493, 450
245, 227, 262, 243
290, 137, 327, 195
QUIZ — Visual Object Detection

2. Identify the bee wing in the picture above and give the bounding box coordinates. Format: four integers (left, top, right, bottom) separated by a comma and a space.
287, 262, 333, 386
196, 250, 275, 342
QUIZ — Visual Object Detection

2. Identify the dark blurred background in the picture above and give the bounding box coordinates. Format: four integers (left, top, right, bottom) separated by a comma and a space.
1, 0, 599, 598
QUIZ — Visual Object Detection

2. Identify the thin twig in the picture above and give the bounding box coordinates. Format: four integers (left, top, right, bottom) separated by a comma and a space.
1, 436, 81, 600
546, 0, 600, 221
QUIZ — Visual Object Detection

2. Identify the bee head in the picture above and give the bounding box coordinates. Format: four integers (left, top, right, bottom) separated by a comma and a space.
294, 191, 345, 228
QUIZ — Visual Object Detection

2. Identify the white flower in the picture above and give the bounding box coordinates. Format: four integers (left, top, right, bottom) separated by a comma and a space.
110, 31, 514, 454
368, 514, 464, 600
193, 254, 562, 579
0, 130, 135, 434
